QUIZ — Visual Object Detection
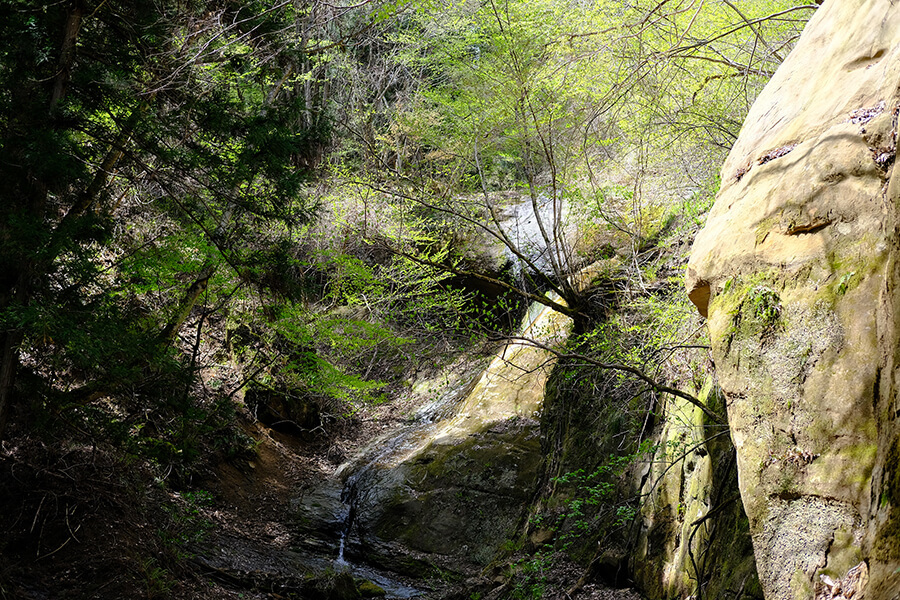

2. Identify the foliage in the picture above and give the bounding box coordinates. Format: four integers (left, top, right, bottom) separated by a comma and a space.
747, 285, 783, 326
549, 440, 656, 551
0, 0, 442, 452
0, 1, 316, 440
136, 557, 176, 600
509, 550, 552, 600
0, 0, 807, 512
159, 489, 216, 558
329, 0, 814, 325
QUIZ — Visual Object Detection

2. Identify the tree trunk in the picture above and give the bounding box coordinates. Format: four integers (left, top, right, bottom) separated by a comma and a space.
160, 264, 217, 345
0, 269, 30, 441
0, 331, 22, 441
50, 0, 86, 114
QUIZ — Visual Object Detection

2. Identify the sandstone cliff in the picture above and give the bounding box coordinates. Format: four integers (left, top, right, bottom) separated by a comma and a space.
687, 1, 900, 598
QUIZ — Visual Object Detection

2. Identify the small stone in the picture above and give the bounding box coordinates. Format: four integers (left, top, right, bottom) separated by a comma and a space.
528, 529, 554, 546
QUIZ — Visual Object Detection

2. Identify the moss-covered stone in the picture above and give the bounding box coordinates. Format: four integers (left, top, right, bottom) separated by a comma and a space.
360, 420, 543, 562
632, 378, 762, 599
308, 571, 361, 600
329, 297, 573, 577
357, 579, 387, 597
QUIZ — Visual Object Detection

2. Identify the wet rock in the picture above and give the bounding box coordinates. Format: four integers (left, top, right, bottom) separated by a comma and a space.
341, 300, 573, 575
293, 479, 348, 553
350, 418, 543, 572
357, 579, 387, 597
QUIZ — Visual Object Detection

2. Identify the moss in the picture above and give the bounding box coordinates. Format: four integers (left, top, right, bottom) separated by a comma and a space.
711, 271, 789, 355
413, 429, 540, 493
872, 436, 900, 559
790, 567, 813, 600
687, 442, 764, 600
755, 214, 780, 246
805, 416, 834, 449
709, 280, 743, 332
886, 437, 900, 505
818, 267, 864, 308
365, 418, 542, 571
714, 239, 883, 330
816, 234, 889, 308
310, 571, 362, 600
357, 580, 387, 597
846, 443, 879, 482
873, 504, 900, 560
822, 527, 862, 579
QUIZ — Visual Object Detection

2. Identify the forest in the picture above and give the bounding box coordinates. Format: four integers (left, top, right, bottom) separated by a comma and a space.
0, 1, 819, 599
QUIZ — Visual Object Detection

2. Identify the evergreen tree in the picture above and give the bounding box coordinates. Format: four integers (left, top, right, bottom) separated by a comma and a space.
0, 1, 328, 439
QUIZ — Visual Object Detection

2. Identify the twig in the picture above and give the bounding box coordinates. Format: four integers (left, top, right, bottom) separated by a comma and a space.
501, 335, 725, 424
30, 495, 46, 534
36, 536, 73, 561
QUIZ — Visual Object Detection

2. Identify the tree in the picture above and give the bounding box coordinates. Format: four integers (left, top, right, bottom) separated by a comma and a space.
301, 0, 819, 436
0, 0, 339, 440
337, 0, 814, 324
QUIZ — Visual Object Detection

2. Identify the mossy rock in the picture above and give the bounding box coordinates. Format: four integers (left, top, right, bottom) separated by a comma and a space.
350, 417, 543, 574
357, 579, 387, 597
306, 571, 361, 600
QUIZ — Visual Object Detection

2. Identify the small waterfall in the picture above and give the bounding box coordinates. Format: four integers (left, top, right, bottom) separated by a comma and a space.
501, 193, 574, 277
330, 378, 472, 562
328, 472, 424, 598
334, 497, 351, 568
334, 474, 361, 568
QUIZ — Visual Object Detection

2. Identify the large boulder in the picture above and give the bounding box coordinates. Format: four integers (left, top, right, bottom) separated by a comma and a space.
345, 415, 543, 574
687, 1, 900, 598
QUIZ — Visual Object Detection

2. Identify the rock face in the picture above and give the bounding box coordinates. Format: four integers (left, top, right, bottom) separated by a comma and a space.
346, 299, 572, 573
633, 380, 761, 599
297, 299, 573, 575
687, 1, 900, 598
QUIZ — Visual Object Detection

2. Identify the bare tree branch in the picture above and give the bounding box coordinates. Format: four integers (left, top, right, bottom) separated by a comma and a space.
499, 334, 725, 424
